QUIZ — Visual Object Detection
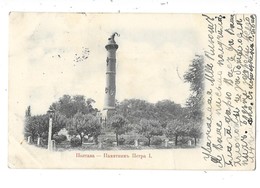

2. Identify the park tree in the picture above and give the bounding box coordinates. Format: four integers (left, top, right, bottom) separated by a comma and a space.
69, 112, 101, 145
24, 116, 36, 142
86, 114, 102, 144
165, 119, 188, 146
154, 100, 183, 123
25, 106, 31, 117
116, 99, 184, 126
24, 107, 67, 144
24, 114, 49, 143
50, 95, 97, 118
183, 55, 204, 143
183, 55, 204, 121
108, 115, 129, 146
34, 115, 49, 139
24, 106, 33, 140
116, 99, 155, 124
50, 95, 73, 118
136, 119, 163, 146
187, 123, 202, 146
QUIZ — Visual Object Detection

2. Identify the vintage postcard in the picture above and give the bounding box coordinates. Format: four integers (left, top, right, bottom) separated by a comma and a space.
8, 13, 256, 170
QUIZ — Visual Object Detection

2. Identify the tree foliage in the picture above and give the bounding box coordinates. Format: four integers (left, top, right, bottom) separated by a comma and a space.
116, 99, 155, 124
51, 112, 67, 139
165, 119, 188, 146
69, 112, 101, 145
53, 134, 67, 144
136, 119, 163, 146
24, 114, 49, 142
116, 99, 183, 125
183, 55, 204, 121
24, 106, 67, 144
108, 115, 129, 146
187, 123, 202, 146
50, 95, 98, 118
25, 106, 31, 117
182, 55, 204, 144
154, 100, 182, 123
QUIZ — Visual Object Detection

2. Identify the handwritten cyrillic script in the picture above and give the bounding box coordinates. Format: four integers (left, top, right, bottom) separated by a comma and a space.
202, 14, 256, 169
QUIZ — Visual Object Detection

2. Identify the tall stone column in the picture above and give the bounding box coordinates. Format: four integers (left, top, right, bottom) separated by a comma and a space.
103, 32, 119, 120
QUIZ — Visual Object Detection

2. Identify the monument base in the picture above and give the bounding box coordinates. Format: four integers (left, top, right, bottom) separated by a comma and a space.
102, 108, 116, 126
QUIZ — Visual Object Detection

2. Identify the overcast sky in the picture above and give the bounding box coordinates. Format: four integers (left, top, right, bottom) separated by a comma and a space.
9, 13, 206, 115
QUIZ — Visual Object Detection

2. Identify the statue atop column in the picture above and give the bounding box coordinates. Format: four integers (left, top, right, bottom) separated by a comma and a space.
108, 32, 120, 43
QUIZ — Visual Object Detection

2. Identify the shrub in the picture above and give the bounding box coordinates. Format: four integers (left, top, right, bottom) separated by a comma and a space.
140, 140, 149, 146
53, 134, 67, 144
125, 139, 135, 145
103, 138, 115, 146
179, 136, 191, 145
70, 137, 82, 147
151, 137, 163, 146
118, 137, 125, 145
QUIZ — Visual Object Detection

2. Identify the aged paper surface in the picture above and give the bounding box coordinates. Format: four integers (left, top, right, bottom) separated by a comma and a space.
8, 13, 256, 169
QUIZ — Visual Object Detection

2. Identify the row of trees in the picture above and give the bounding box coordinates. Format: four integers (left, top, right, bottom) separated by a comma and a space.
24, 106, 67, 143
25, 107, 201, 147
108, 113, 202, 147
24, 99, 201, 145
24, 95, 99, 144
24, 104, 100, 146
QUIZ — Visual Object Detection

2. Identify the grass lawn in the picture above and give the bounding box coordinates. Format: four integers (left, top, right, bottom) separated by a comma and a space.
55, 137, 197, 152
34, 132, 199, 151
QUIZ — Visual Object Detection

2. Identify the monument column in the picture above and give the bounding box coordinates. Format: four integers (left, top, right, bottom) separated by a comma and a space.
103, 32, 119, 120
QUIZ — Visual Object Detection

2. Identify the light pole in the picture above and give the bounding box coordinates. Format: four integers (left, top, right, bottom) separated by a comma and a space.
47, 109, 55, 151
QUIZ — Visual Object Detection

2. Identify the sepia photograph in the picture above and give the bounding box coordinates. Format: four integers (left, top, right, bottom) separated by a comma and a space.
8, 13, 256, 169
